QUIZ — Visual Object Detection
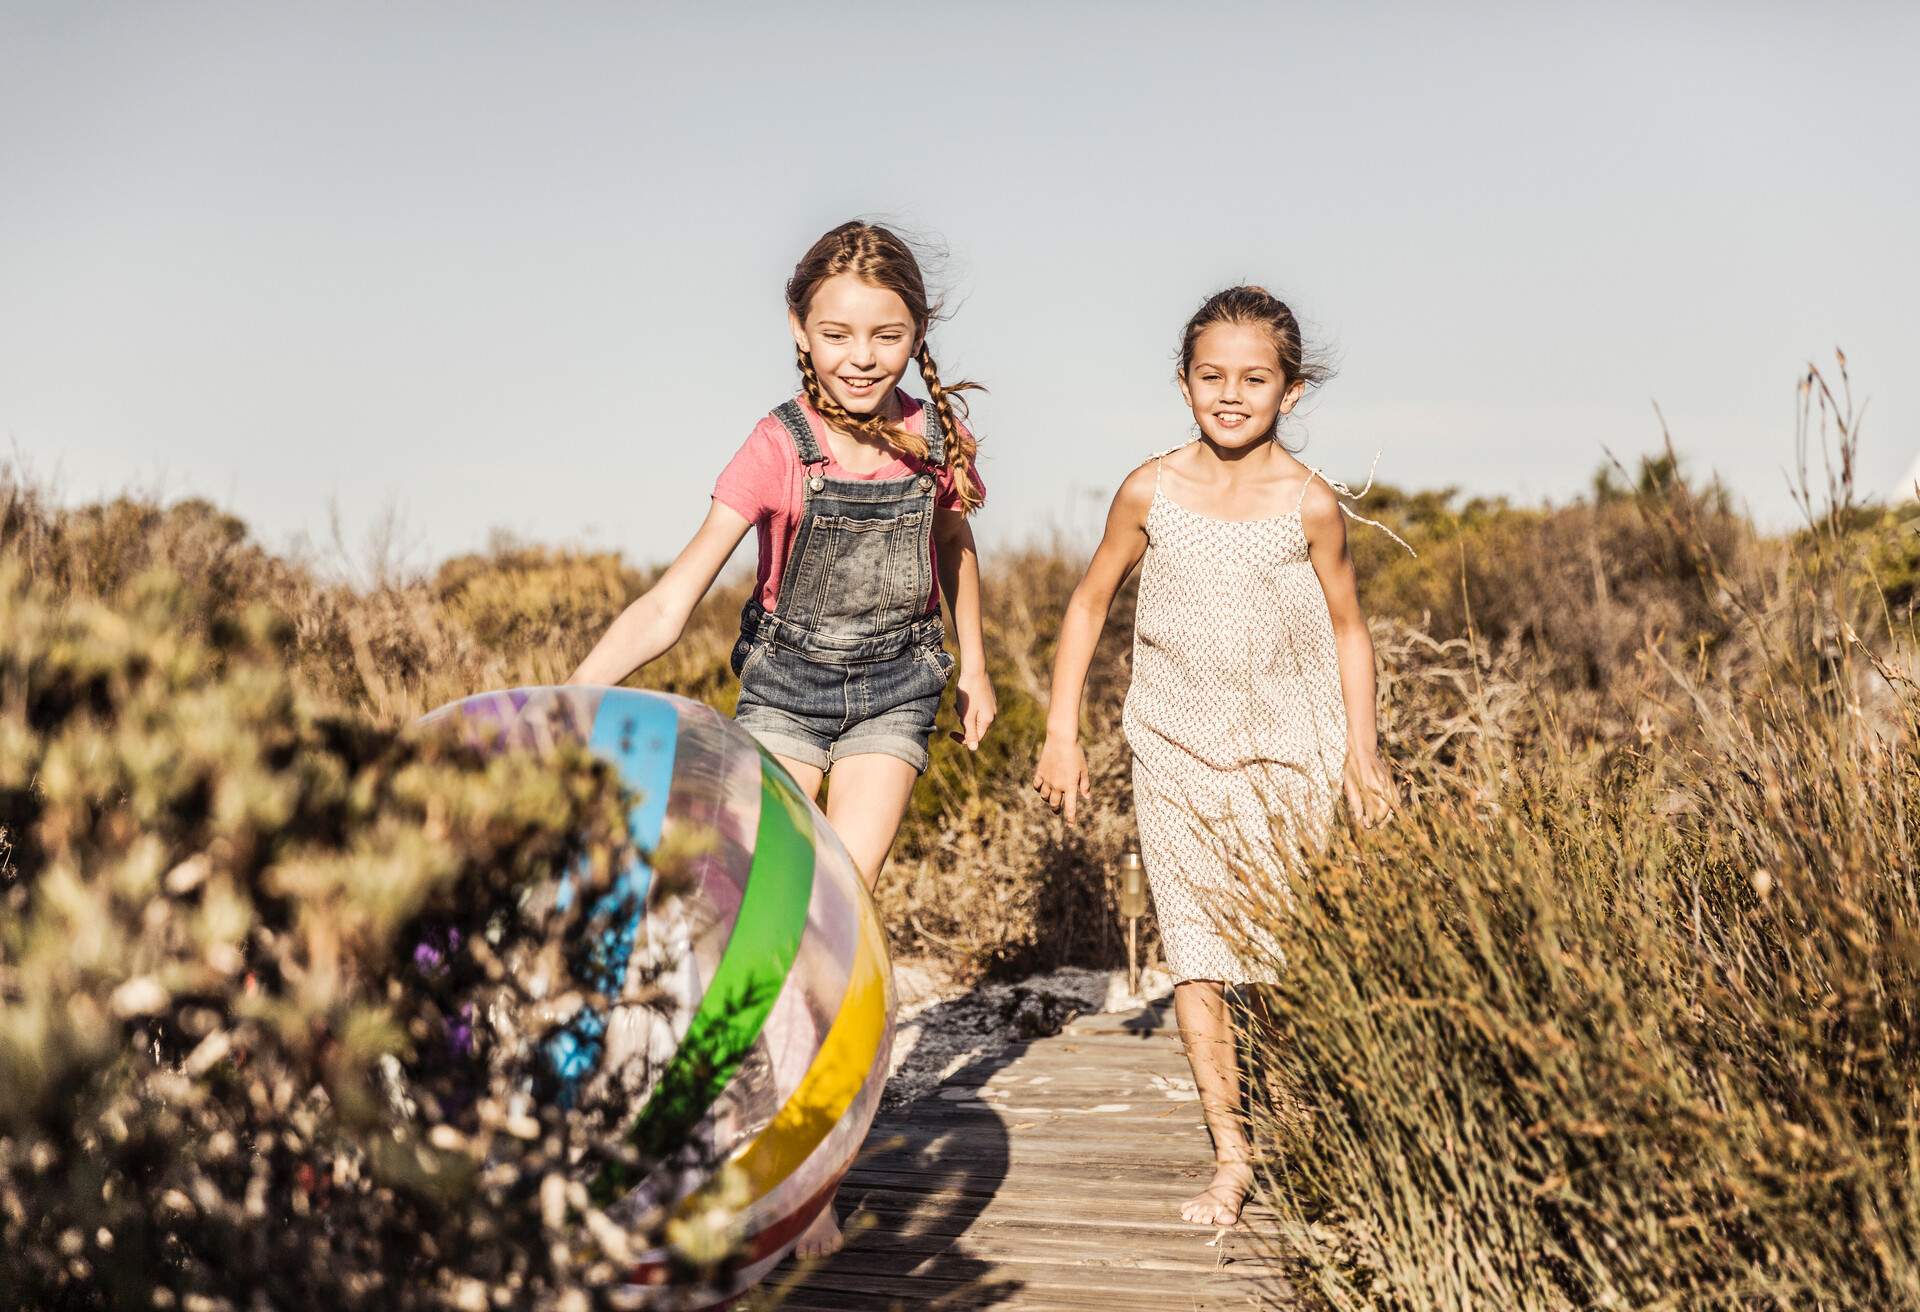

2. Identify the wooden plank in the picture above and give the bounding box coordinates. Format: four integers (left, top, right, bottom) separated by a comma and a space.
770, 1268, 1029, 1312
940, 1071, 1195, 1091
866, 1112, 1206, 1142
837, 1160, 1270, 1213
777, 1279, 1274, 1312
873, 1109, 1207, 1138
831, 1223, 1285, 1272
856, 1142, 1219, 1174
930, 1078, 1199, 1100
780, 1274, 1270, 1312
839, 1185, 1278, 1231
941, 1035, 1184, 1061
943, 1046, 1191, 1075
833, 1204, 1281, 1244
871, 1107, 1156, 1137
1040, 1035, 1187, 1053
782, 1252, 1271, 1302
1060, 1011, 1178, 1035
935, 1067, 1193, 1092
923, 1074, 1191, 1092
843, 1219, 1280, 1269
776, 1284, 1206, 1312
951, 1075, 1194, 1094
771, 1000, 1294, 1309
893, 1096, 1200, 1117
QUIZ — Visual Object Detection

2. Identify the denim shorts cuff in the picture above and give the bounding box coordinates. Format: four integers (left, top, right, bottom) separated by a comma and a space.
736, 725, 831, 772
829, 734, 931, 775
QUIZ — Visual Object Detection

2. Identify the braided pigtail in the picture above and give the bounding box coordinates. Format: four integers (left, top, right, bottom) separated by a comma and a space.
783, 220, 986, 498
915, 342, 985, 513
792, 344, 927, 457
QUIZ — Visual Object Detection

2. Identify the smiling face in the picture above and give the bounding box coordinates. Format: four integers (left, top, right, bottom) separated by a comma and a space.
790, 273, 919, 418
1177, 321, 1307, 449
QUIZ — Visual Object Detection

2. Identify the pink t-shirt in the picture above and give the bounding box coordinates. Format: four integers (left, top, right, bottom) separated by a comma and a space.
713, 392, 984, 614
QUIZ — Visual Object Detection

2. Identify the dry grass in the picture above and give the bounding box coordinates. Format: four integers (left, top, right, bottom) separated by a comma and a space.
1225, 362, 1920, 1310
7, 354, 1920, 1306
0, 559, 711, 1308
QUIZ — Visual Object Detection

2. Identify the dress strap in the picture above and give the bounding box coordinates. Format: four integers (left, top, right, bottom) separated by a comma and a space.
1145, 443, 1188, 495
770, 399, 827, 467
1299, 454, 1418, 556
1294, 466, 1323, 514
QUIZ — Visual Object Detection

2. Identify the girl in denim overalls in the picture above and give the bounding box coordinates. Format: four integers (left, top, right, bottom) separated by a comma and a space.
568, 221, 995, 1253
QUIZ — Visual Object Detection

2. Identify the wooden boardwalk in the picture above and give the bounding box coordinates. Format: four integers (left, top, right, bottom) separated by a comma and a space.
773, 1000, 1289, 1310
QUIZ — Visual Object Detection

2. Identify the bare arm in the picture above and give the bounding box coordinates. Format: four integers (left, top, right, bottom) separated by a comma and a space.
1032, 463, 1155, 824
935, 507, 996, 750
1301, 482, 1395, 824
566, 501, 752, 686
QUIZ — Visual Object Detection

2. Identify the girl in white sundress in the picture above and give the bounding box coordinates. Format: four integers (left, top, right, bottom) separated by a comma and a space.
1032, 286, 1396, 1227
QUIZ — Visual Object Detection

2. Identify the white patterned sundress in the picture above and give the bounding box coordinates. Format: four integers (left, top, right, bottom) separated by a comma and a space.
1121, 451, 1350, 984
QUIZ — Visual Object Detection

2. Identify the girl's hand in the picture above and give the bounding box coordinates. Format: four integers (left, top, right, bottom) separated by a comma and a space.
1032, 735, 1091, 825
951, 667, 997, 752
1343, 749, 1396, 828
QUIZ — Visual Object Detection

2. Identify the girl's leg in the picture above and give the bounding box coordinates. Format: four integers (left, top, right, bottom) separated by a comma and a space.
760, 749, 853, 1262
818, 753, 919, 891
773, 754, 826, 802
1174, 979, 1255, 1226
790, 751, 917, 1259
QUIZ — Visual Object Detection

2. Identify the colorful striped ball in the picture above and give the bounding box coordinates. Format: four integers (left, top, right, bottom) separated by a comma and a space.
416, 686, 894, 1305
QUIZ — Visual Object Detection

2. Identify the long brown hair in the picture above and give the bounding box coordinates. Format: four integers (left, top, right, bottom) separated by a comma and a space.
786, 221, 985, 512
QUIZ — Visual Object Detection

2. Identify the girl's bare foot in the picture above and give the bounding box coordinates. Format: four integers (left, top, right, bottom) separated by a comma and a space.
1180, 1161, 1254, 1227
792, 1204, 844, 1260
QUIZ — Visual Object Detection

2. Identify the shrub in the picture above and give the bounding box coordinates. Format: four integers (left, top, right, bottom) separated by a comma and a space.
0, 564, 711, 1310
1241, 661, 1920, 1309
1351, 456, 1752, 695
1230, 378, 1920, 1308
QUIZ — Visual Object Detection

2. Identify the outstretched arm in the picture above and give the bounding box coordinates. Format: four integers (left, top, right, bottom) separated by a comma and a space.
1033, 464, 1155, 825
1301, 482, 1395, 825
935, 507, 996, 751
567, 501, 752, 686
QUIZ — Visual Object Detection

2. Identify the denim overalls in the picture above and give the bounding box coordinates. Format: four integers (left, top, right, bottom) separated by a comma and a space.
730, 399, 955, 773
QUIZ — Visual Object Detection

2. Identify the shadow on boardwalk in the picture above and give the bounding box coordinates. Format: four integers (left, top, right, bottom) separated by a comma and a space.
769, 997, 1287, 1311
768, 987, 1026, 1308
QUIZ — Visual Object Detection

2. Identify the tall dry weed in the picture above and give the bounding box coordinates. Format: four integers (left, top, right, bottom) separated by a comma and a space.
1228, 358, 1920, 1309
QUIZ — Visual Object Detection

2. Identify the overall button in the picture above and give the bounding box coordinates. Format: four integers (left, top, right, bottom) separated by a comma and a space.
917, 475, 934, 491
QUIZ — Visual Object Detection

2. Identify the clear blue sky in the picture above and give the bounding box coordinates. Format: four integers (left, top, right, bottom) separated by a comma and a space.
4, 2, 1916, 570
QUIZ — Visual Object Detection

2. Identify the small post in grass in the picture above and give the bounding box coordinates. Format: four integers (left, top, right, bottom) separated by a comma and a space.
1117, 849, 1147, 997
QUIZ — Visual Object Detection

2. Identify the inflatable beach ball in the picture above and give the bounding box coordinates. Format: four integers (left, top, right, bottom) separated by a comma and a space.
415, 687, 894, 1305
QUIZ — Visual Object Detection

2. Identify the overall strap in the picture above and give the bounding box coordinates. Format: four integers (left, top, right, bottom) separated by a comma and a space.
771, 400, 827, 467
919, 395, 948, 467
